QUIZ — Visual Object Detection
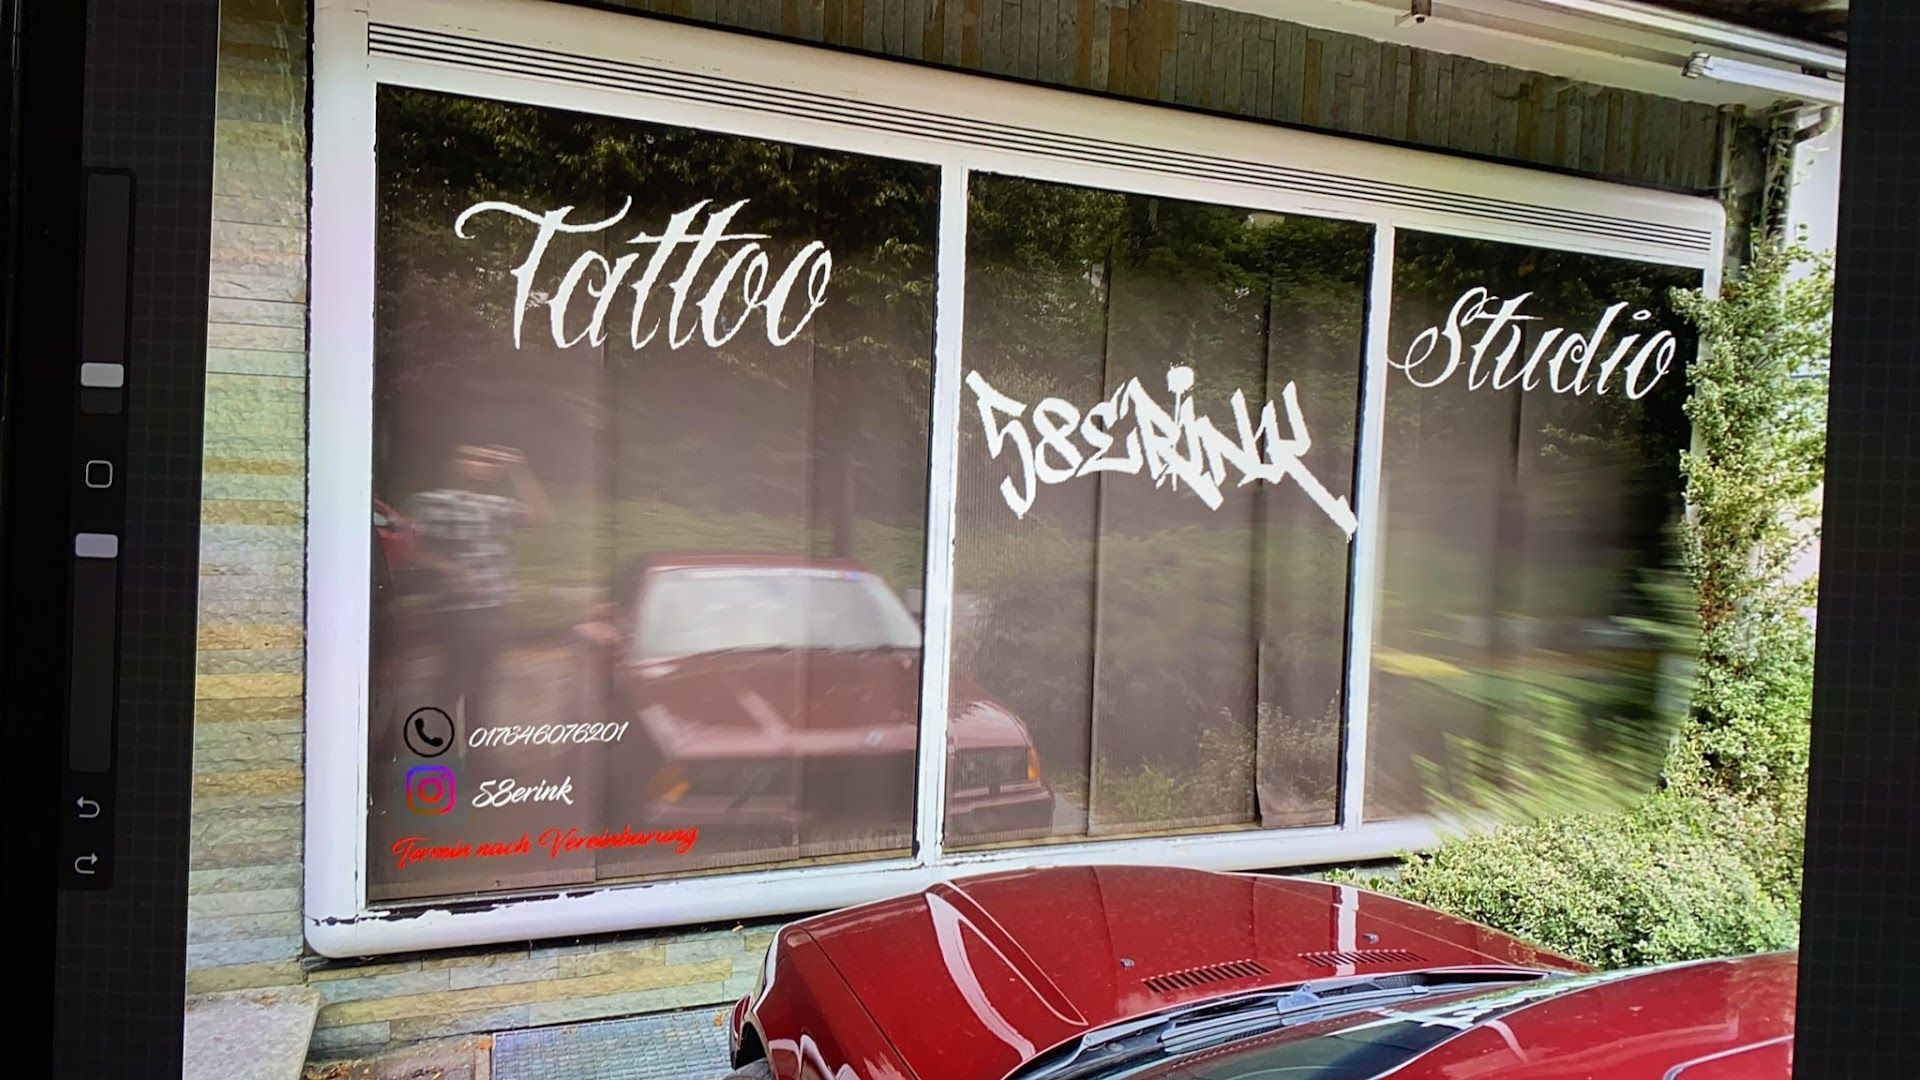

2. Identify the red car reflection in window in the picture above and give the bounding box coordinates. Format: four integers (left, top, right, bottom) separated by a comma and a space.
372, 496, 414, 573
574, 555, 1054, 863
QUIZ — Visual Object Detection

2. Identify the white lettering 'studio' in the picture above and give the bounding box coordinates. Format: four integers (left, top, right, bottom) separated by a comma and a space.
1394, 287, 1679, 400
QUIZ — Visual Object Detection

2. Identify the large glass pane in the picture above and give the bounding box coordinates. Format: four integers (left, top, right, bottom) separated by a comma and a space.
1368, 231, 1698, 822
367, 87, 939, 903
947, 174, 1371, 848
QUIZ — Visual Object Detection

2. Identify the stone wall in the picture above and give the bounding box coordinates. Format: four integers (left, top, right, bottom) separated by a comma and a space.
188, 0, 1729, 1063
192, 0, 312, 1001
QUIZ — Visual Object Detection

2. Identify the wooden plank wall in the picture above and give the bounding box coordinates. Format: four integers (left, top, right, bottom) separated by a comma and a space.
604, 0, 1724, 190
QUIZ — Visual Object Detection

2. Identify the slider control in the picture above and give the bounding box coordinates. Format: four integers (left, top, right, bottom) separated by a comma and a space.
80, 362, 124, 387
68, 533, 120, 773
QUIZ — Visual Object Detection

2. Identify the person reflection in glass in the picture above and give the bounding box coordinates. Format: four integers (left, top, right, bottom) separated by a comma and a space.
409, 443, 551, 733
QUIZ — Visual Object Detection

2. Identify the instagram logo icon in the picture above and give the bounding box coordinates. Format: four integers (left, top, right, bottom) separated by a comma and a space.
405, 765, 456, 815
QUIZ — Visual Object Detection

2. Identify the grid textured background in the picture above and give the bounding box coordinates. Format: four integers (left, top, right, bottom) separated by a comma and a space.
52, 0, 219, 1074
1794, 0, 1920, 1074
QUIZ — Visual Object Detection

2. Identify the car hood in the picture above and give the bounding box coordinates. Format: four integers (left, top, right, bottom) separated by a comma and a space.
1389, 950, 1798, 1079
794, 865, 1582, 1079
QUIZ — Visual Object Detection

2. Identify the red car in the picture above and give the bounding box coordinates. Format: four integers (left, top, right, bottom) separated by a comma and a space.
372, 496, 414, 572
575, 554, 1055, 852
723, 865, 1796, 1079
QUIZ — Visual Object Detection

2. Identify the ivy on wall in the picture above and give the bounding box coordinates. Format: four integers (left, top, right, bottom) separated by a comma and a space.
1669, 240, 1831, 800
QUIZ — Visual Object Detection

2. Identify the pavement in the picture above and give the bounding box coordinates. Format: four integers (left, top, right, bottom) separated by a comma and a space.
185, 988, 321, 1080
303, 1006, 735, 1080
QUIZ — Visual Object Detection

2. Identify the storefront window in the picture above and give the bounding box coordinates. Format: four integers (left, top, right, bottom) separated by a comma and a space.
1367, 231, 1699, 822
367, 87, 940, 903
947, 174, 1372, 848
300, 3, 1732, 954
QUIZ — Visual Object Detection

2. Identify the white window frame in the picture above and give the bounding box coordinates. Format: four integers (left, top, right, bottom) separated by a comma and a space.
306, 0, 1725, 957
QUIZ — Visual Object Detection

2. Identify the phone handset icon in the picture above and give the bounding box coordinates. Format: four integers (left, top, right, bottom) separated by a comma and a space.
404, 707, 454, 758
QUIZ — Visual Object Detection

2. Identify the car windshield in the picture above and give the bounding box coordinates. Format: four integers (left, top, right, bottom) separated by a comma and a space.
632, 567, 923, 660
1017, 967, 1645, 1080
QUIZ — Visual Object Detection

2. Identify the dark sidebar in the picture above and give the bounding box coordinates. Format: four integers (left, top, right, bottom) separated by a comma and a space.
5, 0, 220, 1074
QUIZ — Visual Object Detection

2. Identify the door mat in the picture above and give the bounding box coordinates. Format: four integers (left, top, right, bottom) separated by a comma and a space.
491, 1005, 732, 1080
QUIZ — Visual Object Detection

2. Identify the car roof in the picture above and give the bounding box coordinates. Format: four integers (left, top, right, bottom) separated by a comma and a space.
1388, 950, 1799, 1079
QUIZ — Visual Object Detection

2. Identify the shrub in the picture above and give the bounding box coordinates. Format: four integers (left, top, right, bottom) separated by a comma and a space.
1666, 240, 1830, 800
1336, 788, 1801, 968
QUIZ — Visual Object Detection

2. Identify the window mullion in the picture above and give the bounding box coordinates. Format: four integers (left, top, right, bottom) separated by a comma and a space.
1340, 224, 1395, 829
912, 164, 970, 867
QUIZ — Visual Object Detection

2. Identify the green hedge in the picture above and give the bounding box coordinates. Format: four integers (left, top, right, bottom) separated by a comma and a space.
1334, 787, 1802, 968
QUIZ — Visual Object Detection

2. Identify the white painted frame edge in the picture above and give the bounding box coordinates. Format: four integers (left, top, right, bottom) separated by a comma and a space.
1340, 225, 1397, 830
910, 166, 967, 862
304, 0, 1726, 957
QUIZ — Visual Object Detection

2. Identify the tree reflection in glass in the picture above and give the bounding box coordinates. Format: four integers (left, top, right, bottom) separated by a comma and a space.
367, 86, 942, 902
1368, 231, 1699, 823
949, 174, 1372, 848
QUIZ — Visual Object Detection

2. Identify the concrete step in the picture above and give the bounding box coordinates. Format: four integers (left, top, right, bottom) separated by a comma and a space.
185, 988, 323, 1080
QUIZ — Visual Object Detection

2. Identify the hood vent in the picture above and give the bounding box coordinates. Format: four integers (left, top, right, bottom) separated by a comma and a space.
1299, 949, 1426, 968
1143, 959, 1271, 994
